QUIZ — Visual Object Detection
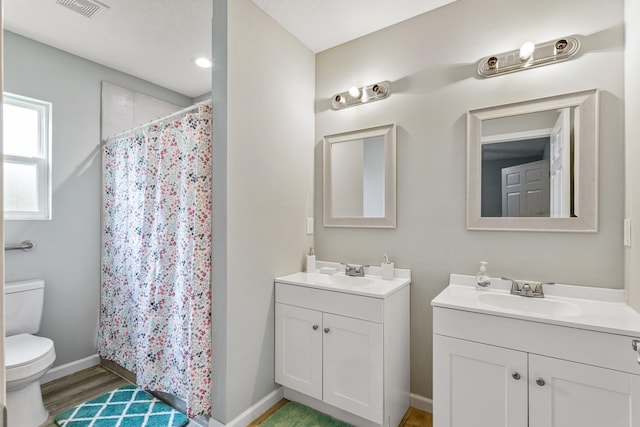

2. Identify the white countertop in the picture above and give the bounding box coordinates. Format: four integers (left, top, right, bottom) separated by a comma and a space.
275, 261, 411, 298
432, 274, 640, 336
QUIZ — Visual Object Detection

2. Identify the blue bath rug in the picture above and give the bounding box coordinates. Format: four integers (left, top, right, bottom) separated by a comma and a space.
54, 385, 189, 427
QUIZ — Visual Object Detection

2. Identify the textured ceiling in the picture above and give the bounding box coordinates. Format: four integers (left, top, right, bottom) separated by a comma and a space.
251, 0, 457, 53
4, 0, 212, 98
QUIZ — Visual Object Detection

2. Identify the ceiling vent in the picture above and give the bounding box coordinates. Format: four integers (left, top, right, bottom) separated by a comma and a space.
56, 0, 110, 18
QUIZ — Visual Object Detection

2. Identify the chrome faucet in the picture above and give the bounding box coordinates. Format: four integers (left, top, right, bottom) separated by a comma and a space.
344, 264, 366, 277
503, 278, 554, 298
534, 282, 555, 296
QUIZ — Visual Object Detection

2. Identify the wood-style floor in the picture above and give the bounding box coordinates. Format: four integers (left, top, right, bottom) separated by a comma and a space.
248, 399, 433, 426
41, 367, 433, 427
41, 365, 131, 426
398, 407, 433, 427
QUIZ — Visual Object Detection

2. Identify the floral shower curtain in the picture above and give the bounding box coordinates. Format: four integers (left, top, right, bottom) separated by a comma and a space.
98, 104, 212, 418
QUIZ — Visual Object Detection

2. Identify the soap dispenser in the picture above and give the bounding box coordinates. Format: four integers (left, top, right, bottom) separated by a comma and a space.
306, 248, 316, 273
381, 254, 394, 280
476, 261, 491, 290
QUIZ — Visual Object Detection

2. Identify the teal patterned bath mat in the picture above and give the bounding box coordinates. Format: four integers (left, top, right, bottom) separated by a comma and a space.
54, 385, 189, 427
258, 402, 352, 426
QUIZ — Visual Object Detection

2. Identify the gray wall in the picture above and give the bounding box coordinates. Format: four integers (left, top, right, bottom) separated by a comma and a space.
0, 11, 6, 405
212, 0, 315, 422
332, 140, 364, 217
363, 136, 385, 217
625, 0, 640, 309
3, 31, 192, 368
315, 0, 625, 400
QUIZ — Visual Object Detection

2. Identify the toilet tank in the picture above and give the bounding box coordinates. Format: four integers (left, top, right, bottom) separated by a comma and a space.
5, 279, 45, 336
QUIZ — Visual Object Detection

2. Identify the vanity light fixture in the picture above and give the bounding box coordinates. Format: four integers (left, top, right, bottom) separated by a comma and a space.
332, 81, 391, 110
519, 42, 535, 61
477, 36, 580, 78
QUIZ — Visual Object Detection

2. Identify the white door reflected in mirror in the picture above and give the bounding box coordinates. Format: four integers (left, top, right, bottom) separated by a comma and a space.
481, 107, 572, 218
467, 89, 598, 232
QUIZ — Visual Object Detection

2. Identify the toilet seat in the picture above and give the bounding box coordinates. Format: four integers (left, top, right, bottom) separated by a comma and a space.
6, 333, 56, 383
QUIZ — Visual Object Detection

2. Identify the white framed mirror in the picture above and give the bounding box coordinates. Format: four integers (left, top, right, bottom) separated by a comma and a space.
323, 123, 396, 228
467, 89, 598, 232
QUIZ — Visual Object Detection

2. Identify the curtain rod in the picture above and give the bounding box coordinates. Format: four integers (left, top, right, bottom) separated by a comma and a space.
102, 99, 211, 143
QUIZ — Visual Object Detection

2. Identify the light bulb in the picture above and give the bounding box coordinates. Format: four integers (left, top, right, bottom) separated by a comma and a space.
348, 86, 361, 99
519, 42, 535, 61
194, 57, 212, 68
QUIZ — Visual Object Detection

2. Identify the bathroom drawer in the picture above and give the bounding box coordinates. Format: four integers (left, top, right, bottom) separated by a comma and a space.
275, 282, 383, 323
434, 307, 640, 376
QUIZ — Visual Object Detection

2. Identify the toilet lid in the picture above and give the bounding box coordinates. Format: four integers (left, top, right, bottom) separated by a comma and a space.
5, 333, 55, 368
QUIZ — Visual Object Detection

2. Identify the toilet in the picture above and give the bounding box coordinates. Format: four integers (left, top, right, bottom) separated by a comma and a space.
5, 279, 56, 427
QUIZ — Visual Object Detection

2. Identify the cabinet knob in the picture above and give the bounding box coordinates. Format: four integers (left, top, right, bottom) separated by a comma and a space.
512, 372, 521, 380
536, 378, 546, 387
324, 328, 330, 333
312, 325, 319, 330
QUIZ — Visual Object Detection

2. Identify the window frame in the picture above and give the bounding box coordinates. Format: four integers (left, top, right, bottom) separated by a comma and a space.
3, 92, 52, 220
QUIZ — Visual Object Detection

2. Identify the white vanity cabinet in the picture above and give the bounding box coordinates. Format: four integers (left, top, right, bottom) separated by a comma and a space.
275, 269, 410, 427
434, 335, 640, 427
529, 354, 640, 427
275, 303, 384, 421
275, 304, 324, 400
432, 275, 640, 427
433, 335, 528, 427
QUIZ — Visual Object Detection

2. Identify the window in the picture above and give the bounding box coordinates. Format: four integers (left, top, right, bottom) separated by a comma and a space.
3, 93, 52, 220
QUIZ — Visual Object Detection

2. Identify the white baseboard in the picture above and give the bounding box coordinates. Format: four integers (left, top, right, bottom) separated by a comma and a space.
410, 393, 433, 413
209, 387, 283, 427
41, 354, 101, 384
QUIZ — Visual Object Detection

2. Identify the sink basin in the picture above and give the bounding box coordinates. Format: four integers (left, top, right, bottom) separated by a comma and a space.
478, 293, 583, 317
314, 274, 375, 287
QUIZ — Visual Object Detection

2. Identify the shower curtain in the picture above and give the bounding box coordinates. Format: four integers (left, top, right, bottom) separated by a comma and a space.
98, 104, 212, 418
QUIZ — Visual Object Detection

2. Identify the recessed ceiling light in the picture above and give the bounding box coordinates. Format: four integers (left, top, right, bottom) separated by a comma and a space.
194, 57, 212, 68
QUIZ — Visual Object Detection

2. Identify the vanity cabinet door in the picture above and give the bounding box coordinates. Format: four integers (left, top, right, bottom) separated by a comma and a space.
322, 312, 384, 424
275, 303, 323, 400
433, 335, 528, 427
529, 354, 640, 427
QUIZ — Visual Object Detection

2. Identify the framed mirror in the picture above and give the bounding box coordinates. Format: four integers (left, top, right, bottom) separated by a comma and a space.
323, 123, 396, 228
467, 89, 598, 232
